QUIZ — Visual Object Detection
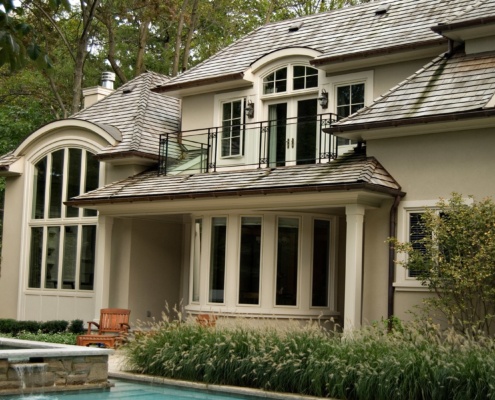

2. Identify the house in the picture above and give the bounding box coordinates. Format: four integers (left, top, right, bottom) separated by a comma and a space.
1, 0, 494, 330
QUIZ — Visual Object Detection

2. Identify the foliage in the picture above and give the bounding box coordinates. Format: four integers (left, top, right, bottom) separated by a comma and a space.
0, 331, 78, 344
124, 315, 495, 399
391, 193, 495, 336
0, 317, 82, 337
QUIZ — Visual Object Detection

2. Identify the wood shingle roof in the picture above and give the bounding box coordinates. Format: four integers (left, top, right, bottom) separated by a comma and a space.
73, 71, 181, 158
155, 0, 481, 92
331, 49, 495, 130
67, 150, 402, 206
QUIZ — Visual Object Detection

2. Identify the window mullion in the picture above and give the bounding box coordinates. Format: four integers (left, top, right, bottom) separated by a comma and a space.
40, 226, 48, 289
61, 148, 69, 218
79, 150, 88, 219
44, 154, 53, 220
75, 225, 82, 290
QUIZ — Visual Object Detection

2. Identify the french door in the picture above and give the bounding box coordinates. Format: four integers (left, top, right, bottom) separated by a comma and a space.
267, 98, 318, 166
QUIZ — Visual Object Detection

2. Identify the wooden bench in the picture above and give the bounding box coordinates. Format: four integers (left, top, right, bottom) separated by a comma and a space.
77, 308, 130, 348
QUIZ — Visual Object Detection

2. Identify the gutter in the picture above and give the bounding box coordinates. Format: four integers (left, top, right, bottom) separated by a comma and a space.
311, 38, 446, 67
388, 194, 404, 327
329, 108, 495, 133
95, 150, 160, 161
431, 16, 495, 33
66, 182, 405, 208
152, 72, 245, 93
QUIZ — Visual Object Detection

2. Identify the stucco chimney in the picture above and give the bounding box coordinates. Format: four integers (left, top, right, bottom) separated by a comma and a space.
82, 72, 116, 109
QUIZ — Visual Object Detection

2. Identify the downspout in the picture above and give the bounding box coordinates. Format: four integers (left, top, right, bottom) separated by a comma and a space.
388, 194, 403, 327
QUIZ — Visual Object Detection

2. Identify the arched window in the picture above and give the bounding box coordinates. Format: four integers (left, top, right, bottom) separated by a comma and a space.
28, 148, 99, 291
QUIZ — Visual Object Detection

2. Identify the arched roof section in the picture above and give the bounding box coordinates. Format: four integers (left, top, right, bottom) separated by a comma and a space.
14, 119, 122, 158
250, 47, 323, 74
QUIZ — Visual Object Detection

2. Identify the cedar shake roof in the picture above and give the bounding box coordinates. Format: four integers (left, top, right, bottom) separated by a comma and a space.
154, 0, 481, 92
331, 49, 495, 131
73, 71, 181, 158
67, 150, 403, 206
433, 0, 495, 28
0, 151, 20, 171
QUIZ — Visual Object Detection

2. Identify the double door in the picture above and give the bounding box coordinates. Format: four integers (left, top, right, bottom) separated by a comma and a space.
267, 98, 318, 167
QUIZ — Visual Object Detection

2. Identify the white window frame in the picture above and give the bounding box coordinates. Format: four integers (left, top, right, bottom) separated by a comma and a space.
325, 71, 374, 149
220, 99, 245, 158
394, 200, 437, 291
25, 144, 101, 293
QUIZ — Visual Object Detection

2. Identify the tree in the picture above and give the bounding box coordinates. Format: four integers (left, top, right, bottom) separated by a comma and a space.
392, 193, 495, 336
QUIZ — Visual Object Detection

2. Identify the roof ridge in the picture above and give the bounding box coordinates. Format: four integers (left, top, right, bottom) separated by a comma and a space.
130, 72, 153, 151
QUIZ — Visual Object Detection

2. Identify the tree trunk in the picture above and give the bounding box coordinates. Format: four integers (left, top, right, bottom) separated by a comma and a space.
172, 0, 189, 77
135, 15, 150, 76
71, 0, 100, 114
181, 0, 199, 73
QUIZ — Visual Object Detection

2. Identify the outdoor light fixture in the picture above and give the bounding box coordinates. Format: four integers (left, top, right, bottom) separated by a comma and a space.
318, 89, 328, 109
245, 100, 255, 118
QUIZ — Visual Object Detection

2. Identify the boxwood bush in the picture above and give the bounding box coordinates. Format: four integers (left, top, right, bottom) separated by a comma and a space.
124, 317, 495, 400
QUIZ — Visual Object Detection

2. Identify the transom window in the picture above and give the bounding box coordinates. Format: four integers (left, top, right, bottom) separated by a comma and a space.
28, 148, 99, 291
263, 65, 319, 95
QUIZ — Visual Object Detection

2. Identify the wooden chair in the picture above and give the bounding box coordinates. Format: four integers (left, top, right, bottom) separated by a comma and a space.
196, 313, 217, 327
77, 308, 131, 348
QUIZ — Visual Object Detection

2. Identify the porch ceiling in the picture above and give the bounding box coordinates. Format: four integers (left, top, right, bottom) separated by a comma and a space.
67, 150, 404, 215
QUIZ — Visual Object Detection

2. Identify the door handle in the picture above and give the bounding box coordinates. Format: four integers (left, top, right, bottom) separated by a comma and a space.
291, 138, 294, 148
286, 139, 290, 149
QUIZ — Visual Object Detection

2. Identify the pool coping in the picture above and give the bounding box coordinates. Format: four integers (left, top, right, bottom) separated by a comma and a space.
109, 370, 333, 400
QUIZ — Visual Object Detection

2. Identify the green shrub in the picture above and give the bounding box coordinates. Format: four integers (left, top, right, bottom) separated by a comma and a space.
15, 320, 41, 334
41, 320, 68, 333
124, 317, 495, 399
0, 319, 16, 334
14, 331, 78, 345
69, 319, 85, 334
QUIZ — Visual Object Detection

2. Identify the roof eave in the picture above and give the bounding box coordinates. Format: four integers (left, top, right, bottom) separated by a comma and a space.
431, 16, 495, 35
66, 181, 404, 208
95, 150, 160, 166
329, 109, 495, 140
311, 39, 447, 70
152, 72, 249, 97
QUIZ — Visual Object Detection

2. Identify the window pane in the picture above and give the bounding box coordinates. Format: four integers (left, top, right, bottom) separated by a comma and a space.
408, 213, 425, 278
221, 100, 243, 157
209, 217, 227, 303
45, 226, 61, 289
306, 74, 318, 88
84, 152, 99, 217
352, 83, 365, 103
62, 226, 78, 290
49, 150, 64, 219
293, 65, 305, 77
337, 86, 350, 107
192, 219, 202, 302
293, 77, 305, 90
239, 217, 262, 305
79, 225, 96, 290
33, 157, 47, 219
28, 227, 44, 288
312, 220, 330, 307
66, 149, 82, 218
276, 218, 299, 306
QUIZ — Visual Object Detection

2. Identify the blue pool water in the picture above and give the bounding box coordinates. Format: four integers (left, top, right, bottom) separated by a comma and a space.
0, 379, 266, 400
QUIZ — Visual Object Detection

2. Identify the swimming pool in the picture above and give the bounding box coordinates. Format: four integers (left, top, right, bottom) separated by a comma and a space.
0, 379, 270, 400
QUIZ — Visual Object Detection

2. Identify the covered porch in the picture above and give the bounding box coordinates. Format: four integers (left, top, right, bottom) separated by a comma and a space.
68, 150, 403, 329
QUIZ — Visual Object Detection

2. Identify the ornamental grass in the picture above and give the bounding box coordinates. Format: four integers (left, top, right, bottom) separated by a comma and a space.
123, 314, 495, 400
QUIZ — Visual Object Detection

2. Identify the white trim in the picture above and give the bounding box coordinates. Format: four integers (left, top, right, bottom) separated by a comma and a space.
15, 119, 120, 156
250, 48, 322, 74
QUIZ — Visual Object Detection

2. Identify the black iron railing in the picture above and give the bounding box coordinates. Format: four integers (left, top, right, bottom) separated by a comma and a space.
158, 113, 340, 175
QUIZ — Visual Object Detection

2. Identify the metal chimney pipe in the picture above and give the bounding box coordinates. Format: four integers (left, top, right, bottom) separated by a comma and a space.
101, 72, 116, 89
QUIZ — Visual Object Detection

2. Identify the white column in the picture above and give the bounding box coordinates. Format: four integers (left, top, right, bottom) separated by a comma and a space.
344, 204, 365, 331
94, 215, 114, 318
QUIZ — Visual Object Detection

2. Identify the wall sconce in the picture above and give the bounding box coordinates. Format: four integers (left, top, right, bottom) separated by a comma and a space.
245, 100, 254, 118
318, 89, 328, 109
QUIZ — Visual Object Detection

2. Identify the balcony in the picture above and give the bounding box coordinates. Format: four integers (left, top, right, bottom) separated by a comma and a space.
158, 113, 342, 175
